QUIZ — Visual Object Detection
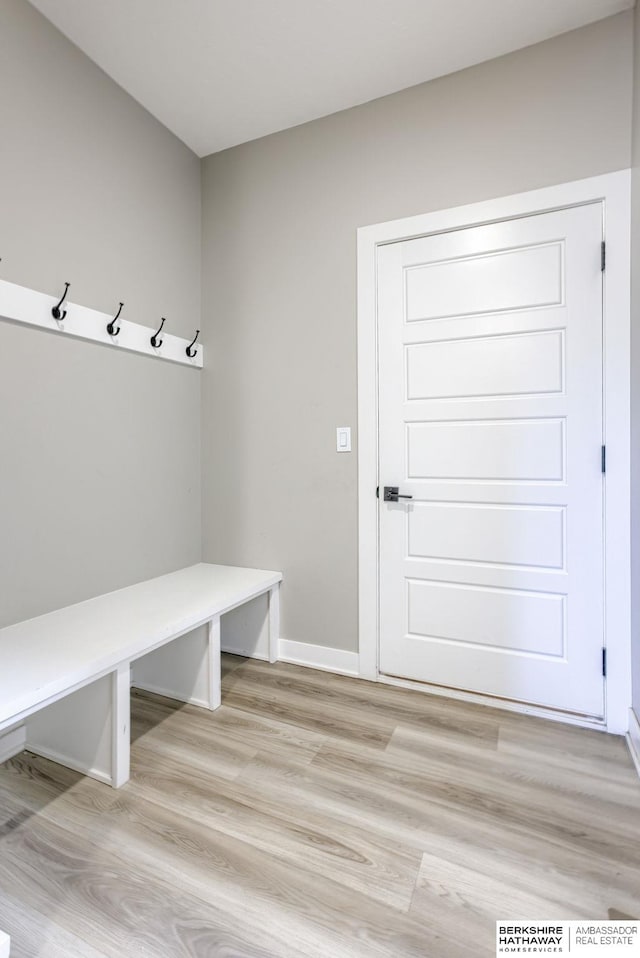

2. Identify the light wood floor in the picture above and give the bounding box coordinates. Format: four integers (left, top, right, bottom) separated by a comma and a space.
0, 655, 638, 958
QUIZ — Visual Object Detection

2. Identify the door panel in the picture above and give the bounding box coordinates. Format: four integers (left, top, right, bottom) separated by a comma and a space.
405, 242, 563, 321
406, 579, 565, 657
378, 203, 604, 716
406, 419, 565, 482
405, 329, 564, 401
407, 501, 565, 570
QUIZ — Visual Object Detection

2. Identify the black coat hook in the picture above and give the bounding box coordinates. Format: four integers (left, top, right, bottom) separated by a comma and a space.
151, 317, 165, 348
107, 302, 124, 337
52, 283, 70, 321
186, 329, 200, 358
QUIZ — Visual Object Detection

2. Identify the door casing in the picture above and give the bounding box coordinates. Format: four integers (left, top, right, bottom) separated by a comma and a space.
356, 170, 631, 734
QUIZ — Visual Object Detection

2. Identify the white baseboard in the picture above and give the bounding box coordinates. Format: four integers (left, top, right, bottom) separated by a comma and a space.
26, 745, 112, 786
278, 639, 360, 676
131, 681, 210, 709
0, 928, 10, 958
0, 725, 26, 764
221, 646, 269, 662
627, 708, 640, 778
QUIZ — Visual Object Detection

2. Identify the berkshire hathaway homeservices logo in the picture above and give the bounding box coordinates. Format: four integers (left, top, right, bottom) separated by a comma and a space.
498, 924, 565, 952
497, 922, 640, 955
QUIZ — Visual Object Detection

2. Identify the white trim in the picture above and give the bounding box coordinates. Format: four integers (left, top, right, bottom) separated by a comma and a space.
131, 681, 210, 709
627, 708, 640, 778
268, 584, 281, 664
0, 725, 26, 764
221, 646, 270, 662
600, 175, 632, 735
0, 928, 10, 958
112, 662, 131, 788
357, 170, 632, 733
0, 278, 203, 369
26, 745, 112, 786
357, 222, 380, 682
278, 639, 360, 676
207, 616, 222, 710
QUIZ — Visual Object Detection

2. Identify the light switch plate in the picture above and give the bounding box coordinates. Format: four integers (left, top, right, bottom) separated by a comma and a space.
336, 426, 351, 452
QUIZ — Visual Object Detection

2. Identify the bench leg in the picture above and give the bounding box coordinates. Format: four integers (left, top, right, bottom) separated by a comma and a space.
208, 616, 221, 709
111, 664, 131, 788
268, 584, 280, 664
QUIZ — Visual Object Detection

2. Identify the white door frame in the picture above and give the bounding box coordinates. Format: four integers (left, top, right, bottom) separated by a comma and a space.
356, 170, 631, 735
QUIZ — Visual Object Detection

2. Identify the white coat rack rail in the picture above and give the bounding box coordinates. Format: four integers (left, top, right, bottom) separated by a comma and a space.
0, 278, 203, 369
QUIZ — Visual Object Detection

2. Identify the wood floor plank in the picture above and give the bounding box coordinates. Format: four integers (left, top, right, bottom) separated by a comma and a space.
132, 690, 328, 765
389, 722, 640, 810
409, 850, 566, 956
221, 677, 396, 748
0, 654, 638, 958
131, 697, 259, 781
0, 786, 299, 958
236, 658, 502, 748
0, 755, 464, 958
127, 738, 423, 913
238, 727, 640, 916
311, 738, 640, 867
412, 828, 640, 921
0, 889, 110, 958
497, 718, 637, 781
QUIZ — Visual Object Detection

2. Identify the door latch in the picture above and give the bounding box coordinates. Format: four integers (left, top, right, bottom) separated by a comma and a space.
383, 486, 413, 502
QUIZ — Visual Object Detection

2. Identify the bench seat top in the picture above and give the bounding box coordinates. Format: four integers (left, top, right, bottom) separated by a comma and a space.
0, 563, 281, 731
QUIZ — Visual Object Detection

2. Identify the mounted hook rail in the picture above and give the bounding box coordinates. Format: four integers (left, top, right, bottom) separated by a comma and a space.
186, 329, 200, 358
0, 277, 203, 367
107, 302, 123, 337
150, 317, 165, 348
52, 283, 70, 321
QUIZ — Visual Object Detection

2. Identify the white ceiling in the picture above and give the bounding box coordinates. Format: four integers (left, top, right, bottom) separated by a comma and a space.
29, 0, 634, 157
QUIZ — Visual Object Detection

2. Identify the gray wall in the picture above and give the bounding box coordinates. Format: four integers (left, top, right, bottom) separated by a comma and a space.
2, 1, 633, 660
201, 12, 633, 653
631, 5, 640, 718
0, 0, 202, 626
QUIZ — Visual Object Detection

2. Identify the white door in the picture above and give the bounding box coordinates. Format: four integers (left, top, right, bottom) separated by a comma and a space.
378, 203, 604, 717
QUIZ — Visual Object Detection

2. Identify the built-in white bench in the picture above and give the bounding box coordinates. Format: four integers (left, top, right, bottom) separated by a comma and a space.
0, 563, 281, 788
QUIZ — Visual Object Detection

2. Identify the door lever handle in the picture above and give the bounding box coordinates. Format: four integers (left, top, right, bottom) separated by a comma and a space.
383, 486, 413, 503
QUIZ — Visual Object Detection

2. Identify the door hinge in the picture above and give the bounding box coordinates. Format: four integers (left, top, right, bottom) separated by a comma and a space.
376, 485, 379, 499
601, 241, 606, 272
601, 445, 606, 474
602, 648, 607, 677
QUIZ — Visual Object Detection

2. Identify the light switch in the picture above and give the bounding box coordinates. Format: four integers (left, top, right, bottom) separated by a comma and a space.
336, 426, 351, 452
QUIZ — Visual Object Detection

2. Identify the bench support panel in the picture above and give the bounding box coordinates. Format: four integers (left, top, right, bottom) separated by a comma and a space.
26, 673, 116, 786
0, 725, 26, 766
131, 623, 221, 711
219, 585, 280, 662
